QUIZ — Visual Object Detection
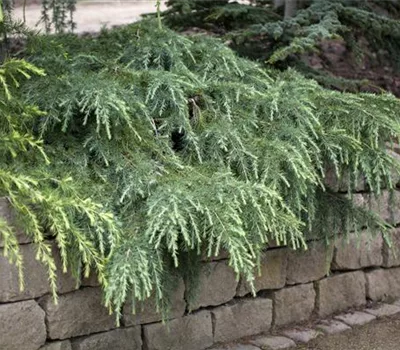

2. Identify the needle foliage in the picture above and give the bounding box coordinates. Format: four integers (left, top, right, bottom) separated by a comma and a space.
164, 0, 400, 91
1, 19, 400, 319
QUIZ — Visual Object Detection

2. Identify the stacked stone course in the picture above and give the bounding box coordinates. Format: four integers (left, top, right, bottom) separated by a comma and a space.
2, 189, 400, 349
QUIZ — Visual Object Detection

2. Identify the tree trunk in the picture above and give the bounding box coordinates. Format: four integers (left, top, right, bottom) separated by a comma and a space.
273, 0, 284, 8
284, 0, 297, 19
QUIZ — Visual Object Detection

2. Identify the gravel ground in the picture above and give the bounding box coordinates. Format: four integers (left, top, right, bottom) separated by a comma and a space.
296, 313, 400, 350
13, 1, 166, 33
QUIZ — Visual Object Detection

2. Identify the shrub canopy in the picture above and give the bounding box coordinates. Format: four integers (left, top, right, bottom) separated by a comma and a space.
1, 20, 400, 318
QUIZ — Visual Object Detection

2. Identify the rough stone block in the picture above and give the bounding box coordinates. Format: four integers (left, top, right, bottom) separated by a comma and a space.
383, 227, 400, 267
212, 346, 260, 350
316, 320, 351, 334
40, 341, 72, 350
189, 261, 237, 310
353, 191, 400, 225
273, 283, 316, 326
201, 249, 229, 262
250, 336, 296, 349
71, 327, 142, 350
282, 329, 319, 343
316, 271, 366, 317
387, 148, 400, 187
51, 243, 79, 294
123, 278, 185, 325
334, 311, 376, 326
40, 288, 116, 339
81, 272, 100, 287
324, 166, 366, 193
286, 241, 333, 285
212, 298, 273, 343
332, 231, 383, 271
0, 242, 78, 302
0, 243, 49, 302
237, 249, 287, 296
365, 303, 400, 318
0, 197, 31, 247
0, 300, 46, 350
143, 310, 213, 350
365, 268, 400, 301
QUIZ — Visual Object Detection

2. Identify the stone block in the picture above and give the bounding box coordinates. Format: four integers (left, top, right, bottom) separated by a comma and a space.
0, 300, 46, 350
0, 197, 31, 247
365, 303, 400, 318
237, 249, 287, 296
316, 271, 366, 317
282, 329, 319, 343
324, 166, 366, 193
123, 278, 185, 326
387, 148, 400, 187
40, 288, 116, 339
250, 336, 296, 349
81, 272, 100, 287
41, 341, 72, 350
332, 231, 383, 271
201, 249, 229, 261
0, 242, 78, 302
334, 311, 376, 326
189, 261, 237, 310
71, 327, 142, 350
383, 227, 400, 267
365, 268, 400, 301
0, 243, 50, 302
273, 283, 315, 326
316, 320, 351, 334
212, 298, 273, 343
212, 346, 260, 350
51, 243, 79, 294
286, 241, 333, 285
143, 310, 213, 350
353, 191, 400, 225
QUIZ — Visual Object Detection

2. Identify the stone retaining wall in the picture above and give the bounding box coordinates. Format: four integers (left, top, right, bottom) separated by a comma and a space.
2, 190, 400, 350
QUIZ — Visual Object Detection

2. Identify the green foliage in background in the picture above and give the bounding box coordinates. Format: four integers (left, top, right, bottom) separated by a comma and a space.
0, 59, 119, 301
164, 0, 400, 90
1, 18, 400, 319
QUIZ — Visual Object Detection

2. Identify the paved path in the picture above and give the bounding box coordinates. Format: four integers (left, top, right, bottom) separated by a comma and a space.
13, 1, 166, 33
296, 313, 400, 350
